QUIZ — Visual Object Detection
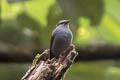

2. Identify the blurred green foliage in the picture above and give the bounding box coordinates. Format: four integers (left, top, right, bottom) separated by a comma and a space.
0, 63, 30, 80
1, 61, 120, 80
1, 0, 120, 48
75, 0, 120, 45
64, 61, 120, 80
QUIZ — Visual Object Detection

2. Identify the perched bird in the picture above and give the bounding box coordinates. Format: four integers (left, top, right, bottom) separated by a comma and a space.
50, 20, 73, 59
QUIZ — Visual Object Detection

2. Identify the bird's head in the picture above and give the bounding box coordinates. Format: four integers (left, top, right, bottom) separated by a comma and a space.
57, 20, 70, 27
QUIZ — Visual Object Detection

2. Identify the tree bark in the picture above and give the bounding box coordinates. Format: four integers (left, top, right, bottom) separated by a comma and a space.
21, 44, 78, 80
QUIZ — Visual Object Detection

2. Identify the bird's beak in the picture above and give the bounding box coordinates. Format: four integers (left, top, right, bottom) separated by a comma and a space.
64, 20, 70, 25
66, 20, 70, 23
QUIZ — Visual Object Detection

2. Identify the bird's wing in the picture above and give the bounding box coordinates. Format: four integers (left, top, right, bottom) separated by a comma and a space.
50, 32, 55, 59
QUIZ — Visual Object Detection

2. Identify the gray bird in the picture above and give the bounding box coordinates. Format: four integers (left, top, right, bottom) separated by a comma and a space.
50, 20, 73, 59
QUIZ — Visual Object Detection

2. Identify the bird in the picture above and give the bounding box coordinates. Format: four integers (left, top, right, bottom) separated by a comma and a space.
50, 20, 73, 59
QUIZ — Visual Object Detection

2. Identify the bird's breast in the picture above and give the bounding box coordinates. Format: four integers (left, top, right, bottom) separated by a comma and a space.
51, 30, 72, 57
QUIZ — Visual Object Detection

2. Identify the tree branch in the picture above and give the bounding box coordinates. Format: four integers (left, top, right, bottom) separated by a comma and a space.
21, 44, 78, 80
0, 41, 120, 62
76, 44, 120, 61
